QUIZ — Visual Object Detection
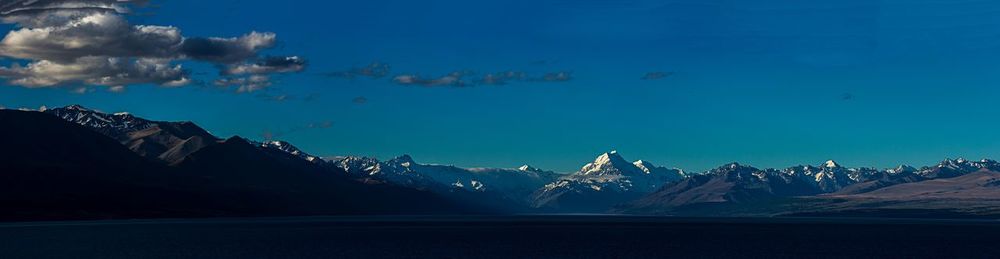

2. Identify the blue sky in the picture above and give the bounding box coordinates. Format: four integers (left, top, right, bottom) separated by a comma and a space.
3, 0, 1000, 172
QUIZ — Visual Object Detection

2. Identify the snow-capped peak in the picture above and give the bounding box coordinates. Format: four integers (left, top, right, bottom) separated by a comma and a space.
66, 104, 91, 111
938, 158, 965, 168
255, 140, 323, 163
580, 150, 639, 176
261, 140, 302, 155
823, 160, 842, 168
518, 164, 541, 172
538, 152, 687, 199
45, 105, 155, 136
888, 165, 916, 174
633, 160, 656, 174
593, 150, 625, 166
389, 154, 416, 165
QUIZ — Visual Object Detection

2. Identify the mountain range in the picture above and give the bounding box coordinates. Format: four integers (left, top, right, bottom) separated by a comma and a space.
532, 151, 685, 212
0, 107, 476, 221
3, 105, 1000, 220
44, 105, 219, 165
619, 159, 1000, 217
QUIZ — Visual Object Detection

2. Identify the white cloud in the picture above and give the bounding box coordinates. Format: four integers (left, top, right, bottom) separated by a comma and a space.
0, 57, 189, 87
0, 1, 303, 93
225, 56, 305, 75
215, 75, 271, 93
0, 12, 182, 61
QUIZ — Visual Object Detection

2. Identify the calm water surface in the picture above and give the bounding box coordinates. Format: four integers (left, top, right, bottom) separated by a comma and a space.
1, 215, 999, 258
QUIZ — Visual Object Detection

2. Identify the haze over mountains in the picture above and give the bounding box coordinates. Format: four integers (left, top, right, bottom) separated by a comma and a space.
3, 105, 1000, 220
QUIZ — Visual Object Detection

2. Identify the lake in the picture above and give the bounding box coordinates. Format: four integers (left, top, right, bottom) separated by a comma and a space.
1, 215, 999, 258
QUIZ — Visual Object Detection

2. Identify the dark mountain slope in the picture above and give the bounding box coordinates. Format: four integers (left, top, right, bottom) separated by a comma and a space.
838, 170, 1000, 200
0, 110, 475, 221
831, 172, 926, 195
0, 110, 213, 220
174, 137, 475, 215
782, 170, 1000, 218
618, 163, 820, 215
45, 105, 219, 164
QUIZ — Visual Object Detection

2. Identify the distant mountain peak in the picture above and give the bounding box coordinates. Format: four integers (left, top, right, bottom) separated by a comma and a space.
888, 165, 917, 174
533, 152, 686, 211
518, 164, 541, 172
262, 140, 300, 154
824, 160, 842, 168
266, 140, 293, 146
45, 104, 156, 137
65, 104, 91, 111
253, 140, 323, 163
709, 162, 760, 175
390, 154, 416, 165
633, 160, 657, 173
226, 136, 252, 145
580, 150, 640, 176
594, 150, 625, 164
939, 158, 970, 168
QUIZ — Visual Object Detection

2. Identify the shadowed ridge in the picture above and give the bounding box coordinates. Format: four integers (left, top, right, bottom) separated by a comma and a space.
44, 105, 221, 164
0, 109, 213, 221
0, 110, 480, 220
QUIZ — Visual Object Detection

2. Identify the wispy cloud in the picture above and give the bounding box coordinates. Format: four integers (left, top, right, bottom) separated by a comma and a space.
390, 69, 571, 87
214, 75, 271, 93
532, 71, 573, 82
256, 93, 292, 102
224, 56, 306, 75
391, 70, 474, 87
479, 71, 527, 85
325, 62, 390, 79
71, 86, 93, 94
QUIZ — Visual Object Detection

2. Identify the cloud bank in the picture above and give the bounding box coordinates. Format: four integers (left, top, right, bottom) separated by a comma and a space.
0, 0, 303, 92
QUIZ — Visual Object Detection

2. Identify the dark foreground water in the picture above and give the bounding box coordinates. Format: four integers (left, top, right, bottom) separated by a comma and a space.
2, 215, 1000, 258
